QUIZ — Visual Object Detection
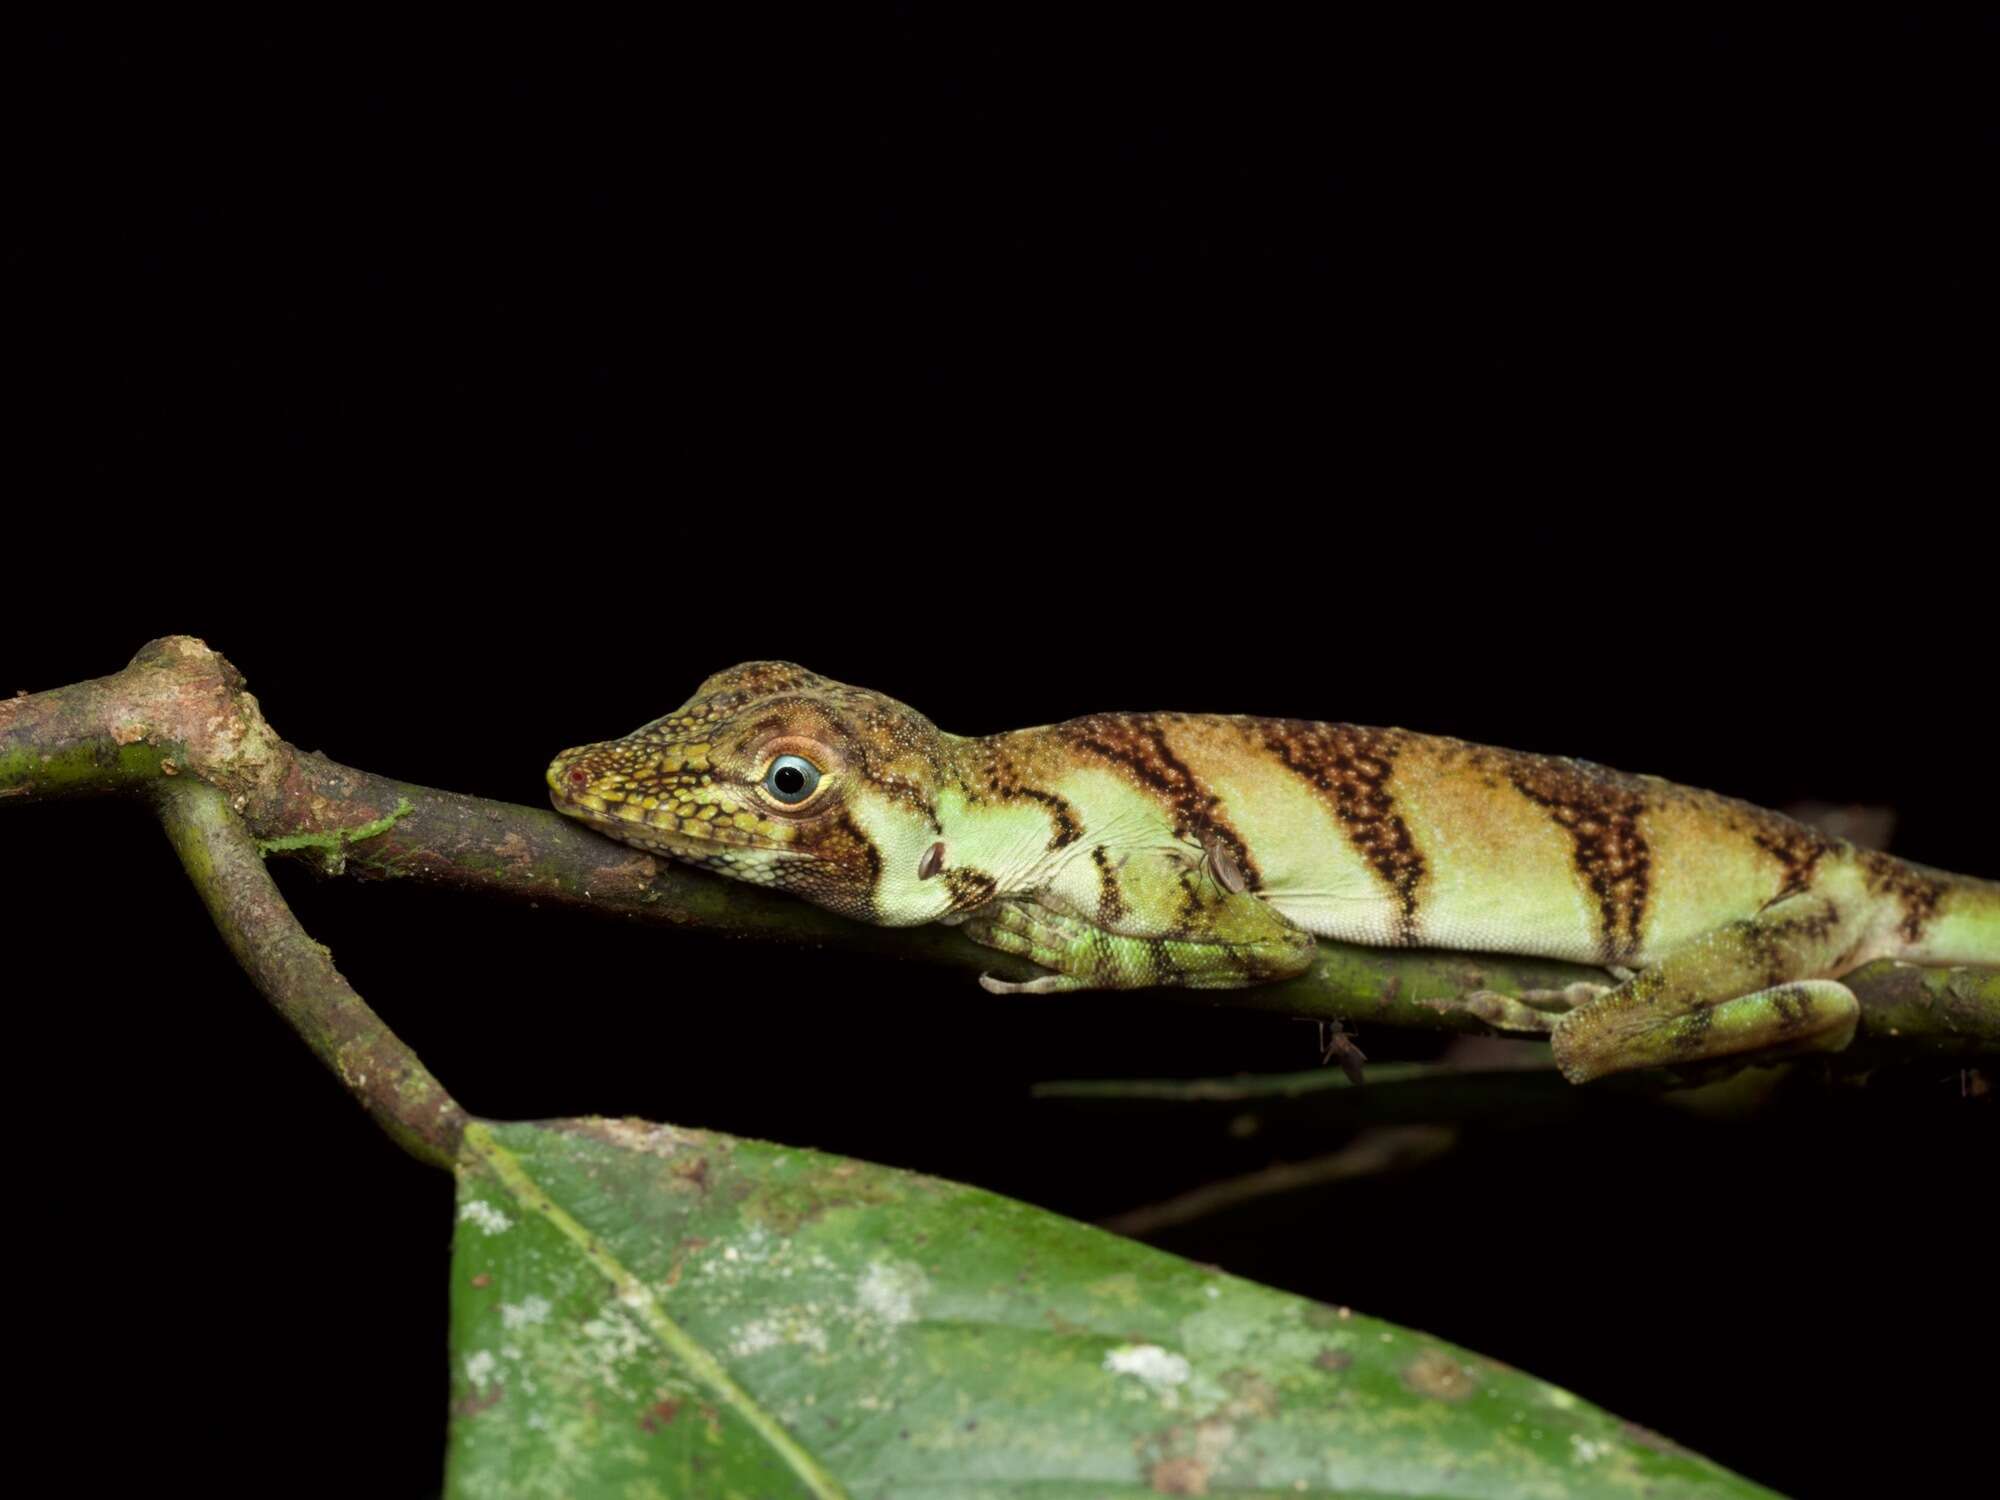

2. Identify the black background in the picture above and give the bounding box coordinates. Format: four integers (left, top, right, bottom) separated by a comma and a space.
13, 13, 1996, 1496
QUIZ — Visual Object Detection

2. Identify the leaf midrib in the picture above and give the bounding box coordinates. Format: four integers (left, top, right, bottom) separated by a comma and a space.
461, 1120, 850, 1500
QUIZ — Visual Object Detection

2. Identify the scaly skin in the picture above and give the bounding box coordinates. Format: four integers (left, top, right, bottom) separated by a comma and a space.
548, 663, 2000, 1083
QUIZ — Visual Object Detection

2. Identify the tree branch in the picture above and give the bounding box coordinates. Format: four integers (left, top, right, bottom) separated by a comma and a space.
155, 780, 467, 1166
6, 637, 1996, 1085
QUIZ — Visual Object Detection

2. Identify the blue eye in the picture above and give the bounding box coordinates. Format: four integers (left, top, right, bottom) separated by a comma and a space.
764, 754, 822, 804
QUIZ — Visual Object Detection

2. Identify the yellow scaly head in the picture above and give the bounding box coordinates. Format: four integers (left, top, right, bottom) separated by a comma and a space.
546, 662, 957, 925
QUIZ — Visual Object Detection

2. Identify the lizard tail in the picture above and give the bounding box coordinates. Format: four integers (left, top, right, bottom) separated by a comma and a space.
1880, 857, 2000, 968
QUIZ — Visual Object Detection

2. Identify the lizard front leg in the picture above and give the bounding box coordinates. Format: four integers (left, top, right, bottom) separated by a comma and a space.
963, 846, 1317, 994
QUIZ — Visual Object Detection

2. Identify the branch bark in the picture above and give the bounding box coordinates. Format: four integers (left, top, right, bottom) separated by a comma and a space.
156, 779, 467, 1166
6, 636, 1996, 1127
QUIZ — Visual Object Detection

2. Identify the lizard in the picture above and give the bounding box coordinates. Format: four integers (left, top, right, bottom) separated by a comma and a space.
546, 662, 1999, 1084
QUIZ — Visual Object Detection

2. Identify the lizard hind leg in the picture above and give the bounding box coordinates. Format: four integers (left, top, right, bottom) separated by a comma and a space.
1554, 979, 1859, 1084
1550, 891, 1864, 1083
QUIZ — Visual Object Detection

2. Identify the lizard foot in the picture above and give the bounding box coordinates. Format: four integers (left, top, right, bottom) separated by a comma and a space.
962, 900, 1108, 993
1554, 978, 1860, 1084
960, 888, 1316, 993
1458, 981, 1612, 1035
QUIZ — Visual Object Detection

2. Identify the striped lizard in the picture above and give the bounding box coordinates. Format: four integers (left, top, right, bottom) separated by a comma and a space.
548, 662, 1998, 1083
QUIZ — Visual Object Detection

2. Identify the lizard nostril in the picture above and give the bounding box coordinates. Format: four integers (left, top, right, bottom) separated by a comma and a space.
567, 767, 590, 787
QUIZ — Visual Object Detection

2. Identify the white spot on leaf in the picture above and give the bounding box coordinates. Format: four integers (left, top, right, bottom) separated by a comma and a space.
458, 1200, 513, 1235
579, 1305, 649, 1388
731, 1306, 830, 1359
1104, 1342, 1192, 1403
500, 1295, 552, 1330
856, 1259, 926, 1328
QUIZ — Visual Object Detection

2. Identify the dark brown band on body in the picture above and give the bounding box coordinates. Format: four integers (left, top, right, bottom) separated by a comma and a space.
1090, 844, 1129, 925
942, 865, 998, 913
956, 739, 1086, 851
1859, 850, 1947, 945
1751, 827, 1830, 902
993, 777, 1083, 849
1505, 755, 1650, 963
1257, 720, 1425, 940
1059, 714, 1262, 891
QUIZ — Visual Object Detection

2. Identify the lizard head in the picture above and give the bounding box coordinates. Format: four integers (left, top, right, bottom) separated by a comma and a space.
547, 661, 959, 925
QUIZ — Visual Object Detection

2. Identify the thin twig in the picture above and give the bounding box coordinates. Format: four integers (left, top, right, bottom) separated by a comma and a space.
1098, 1126, 1459, 1238
155, 780, 467, 1167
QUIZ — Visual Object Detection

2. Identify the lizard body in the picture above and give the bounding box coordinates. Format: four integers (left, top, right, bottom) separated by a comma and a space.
548, 663, 1999, 1082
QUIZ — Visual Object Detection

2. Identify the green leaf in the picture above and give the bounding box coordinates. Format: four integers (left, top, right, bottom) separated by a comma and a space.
446, 1118, 1776, 1499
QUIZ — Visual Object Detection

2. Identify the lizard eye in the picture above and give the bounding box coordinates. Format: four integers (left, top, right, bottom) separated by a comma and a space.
763, 754, 822, 805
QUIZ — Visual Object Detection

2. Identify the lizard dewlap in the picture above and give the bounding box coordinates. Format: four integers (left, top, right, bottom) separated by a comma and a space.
549, 662, 2000, 1084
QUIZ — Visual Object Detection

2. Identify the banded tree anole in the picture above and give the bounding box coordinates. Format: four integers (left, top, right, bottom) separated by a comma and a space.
548, 663, 1999, 1083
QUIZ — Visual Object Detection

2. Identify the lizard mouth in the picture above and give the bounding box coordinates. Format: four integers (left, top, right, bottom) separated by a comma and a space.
546, 758, 801, 854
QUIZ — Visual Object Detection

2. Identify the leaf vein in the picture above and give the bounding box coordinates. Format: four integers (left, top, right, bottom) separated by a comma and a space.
462, 1120, 849, 1500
